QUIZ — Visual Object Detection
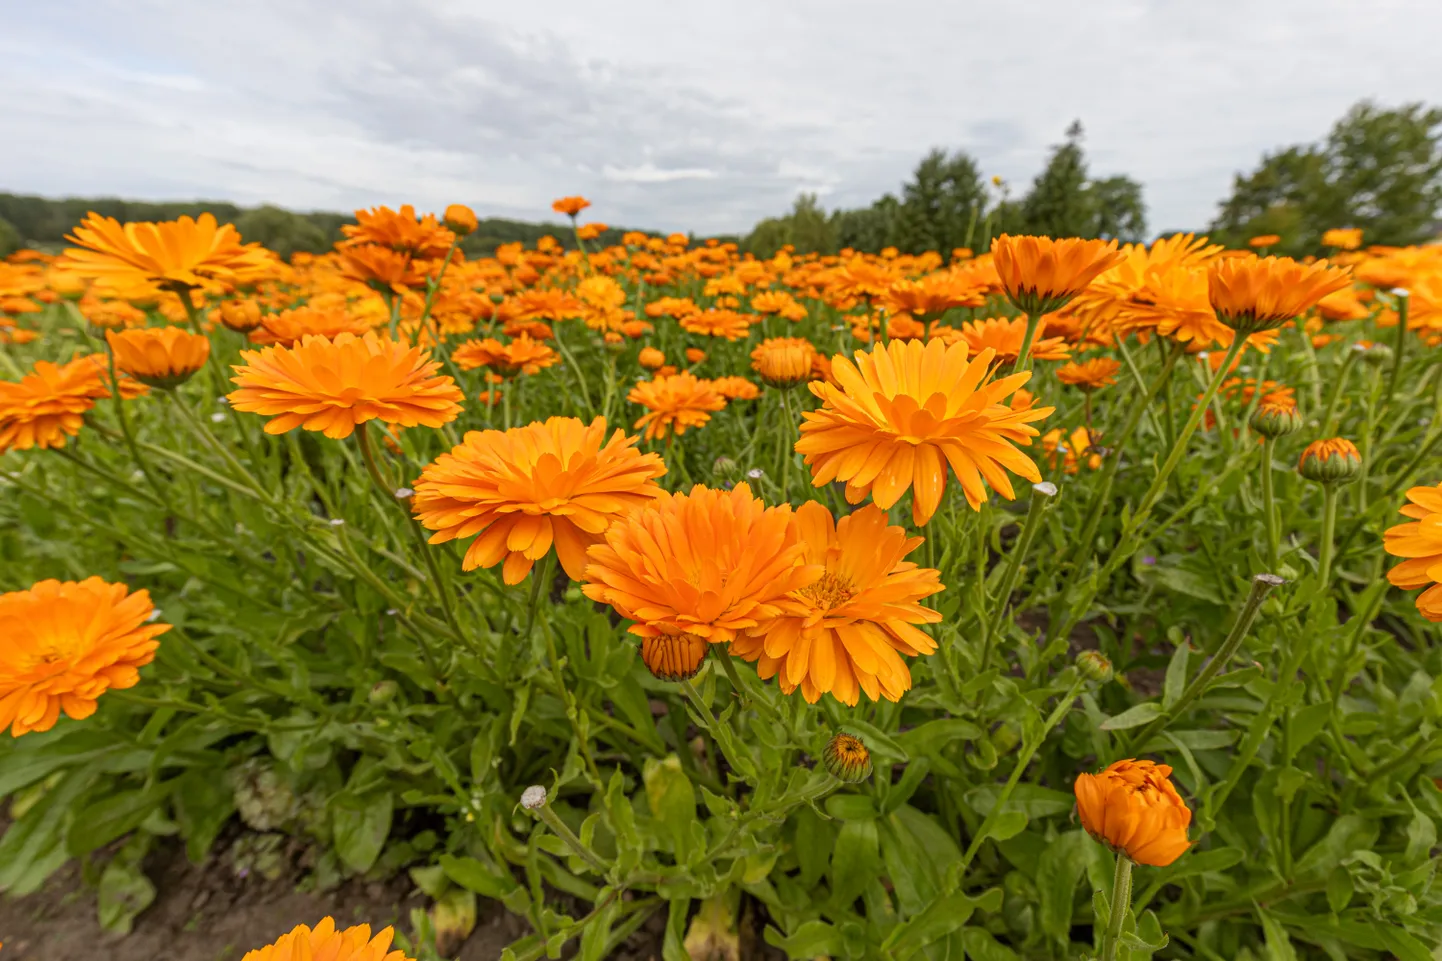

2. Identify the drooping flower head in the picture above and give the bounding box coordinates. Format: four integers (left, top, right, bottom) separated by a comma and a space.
0, 578, 169, 736
1055, 356, 1121, 391
751, 337, 818, 389
991, 234, 1125, 316
59, 212, 275, 293
228, 332, 463, 439
412, 416, 666, 585
1074, 759, 1192, 866
241, 917, 413, 961
1384, 482, 1442, 622
731, 503, 942, 706
106, 327, 210, 389
1207, 256, 1352, 334
796, 339, 1053, 524
583, 484, 820, 667
628, 371, 727, 442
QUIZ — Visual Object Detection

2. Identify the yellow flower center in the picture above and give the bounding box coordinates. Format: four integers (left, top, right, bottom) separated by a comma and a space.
799, 572, 856, 611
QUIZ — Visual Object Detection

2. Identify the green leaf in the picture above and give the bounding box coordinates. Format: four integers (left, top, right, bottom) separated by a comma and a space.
1162, 640, 1190, 710
825, 794, 878, 821
1289, 701, 1333, 753
960, 926, 1020, 961
965, 784, 1075, 818
1258, 909, 1298, 961
0, 769, 93, 895
172, 768, 235, 864
987, 810, 1028, 842
1295, 815, 1379, 880
765, 920, 846, 959
1325, 866, 1353, 913
66, 780, 176, 858
1404, 803, 1437, 864
661, 897, 690, 961
1149, 565, 1223, 603
829, 818, 880, 908
1036, 830, 1088, 941
838, 720, 908, 765
440, 853, 521, 899
793, 805, 832, 888
882, 889, 992, 959
644, 756, 698, 861
1099, 702, 1163, 731
97, 838, 156, 935
330, 791, 393, 873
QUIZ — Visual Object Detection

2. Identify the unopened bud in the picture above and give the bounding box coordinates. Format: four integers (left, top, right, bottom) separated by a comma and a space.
1298, 438, 1361, 484
823, 732, 872, 783
1360, 342, 1392, 368
641, 634, 708, 682
1076, 650, 1113, 684
1249, 402, 1303, 439
520, 785, 548, 810
368, 680, 399, 705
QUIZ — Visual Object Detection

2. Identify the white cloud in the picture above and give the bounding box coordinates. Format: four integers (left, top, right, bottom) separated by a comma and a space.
2, 0, 1440, 235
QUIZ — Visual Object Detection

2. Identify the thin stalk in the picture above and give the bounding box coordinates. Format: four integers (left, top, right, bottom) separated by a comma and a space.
980, 482, 1055, 673
1319, 347, 1361, 434
1014, 313, 1043, 372
526, 795, 610, 875
1384, 291, 1410, 409
1318, 484, 1339, 590
1099, 854, 1134, 961
1260, 437, 1279, 571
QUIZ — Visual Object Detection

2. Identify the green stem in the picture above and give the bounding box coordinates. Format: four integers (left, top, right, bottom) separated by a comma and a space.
1014, 313, 1043, 372
1100, 854, 1134, 961
1319, 347, 1360, 435
1260, 437, 1279, 572
105, 347, 167, 502
778, 388, 795, 503
526, 794, 611, 875
980, 482, 1055, 673
1318, 484, 1339, 590
1384, 291, 1410, 410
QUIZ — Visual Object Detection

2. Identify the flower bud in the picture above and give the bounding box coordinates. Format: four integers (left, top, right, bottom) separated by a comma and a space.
641, 633, 708, 683
1076, 650, 1113, 684
711, 456, 740, 482
1074, 759, 1192, 866
1298, 438, 1362, 484
1249, 401, 1303, 439
443, 204, 478, 237
520, 785, 548, 810
219, 299, 263, 333
823, 732, 872, 783
639, 346, 666, 370
368, 679, 399, 704
1360, 342, 1392, 368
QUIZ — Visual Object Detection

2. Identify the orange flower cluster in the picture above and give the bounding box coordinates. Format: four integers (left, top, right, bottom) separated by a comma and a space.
0, 354, 144, 452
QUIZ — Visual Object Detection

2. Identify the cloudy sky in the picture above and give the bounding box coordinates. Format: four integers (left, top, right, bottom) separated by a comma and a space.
4, 0, 1439, 236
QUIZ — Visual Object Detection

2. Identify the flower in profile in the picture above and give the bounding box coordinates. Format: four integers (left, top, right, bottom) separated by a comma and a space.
241, 917, 413, 961
1321, 228, 1363, 250
881, 273, 988, 318
1249, 401, 1304, 439
1384, 482, 1442, 622
583, 483, 818, 649
731, 502, 942, 705
1055, 356, 1120, 391
960, 316, 1071, 363
412, 416, 665, 585
709, 376, 760, 401
576, 222, 607, 241
452, 335, 558, 377
685, 347, 707, 365
751, 337, 818, 389
59, 212, 274, 293
218, 299, 264, 333
628, 371, 727, 442
823, 732, 873, 782
991, 234, 1125, 315
443, 204, 478, 237
1207, 256, 1352, 334
339, 245, 427, 294
342, 205, 455, 258
1297, 437, 1362, 484
251, 305, 376, 347
552, 196, 592, 218
1247, 234, 1281, 248
0, 577, 169, 736
106, 327, 210, 389
798, 339, 1052, 524
1074, 759, 1192, 867
0, 355, 140, 453
228, 332, 463, 439
681, 309, 752, 341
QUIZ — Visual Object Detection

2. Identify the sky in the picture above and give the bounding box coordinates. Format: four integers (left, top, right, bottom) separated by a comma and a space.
3, 0, 1440, 237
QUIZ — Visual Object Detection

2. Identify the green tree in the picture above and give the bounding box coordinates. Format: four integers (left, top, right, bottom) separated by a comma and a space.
1210, 101, 1442, 253
895, 149, 987, 255
834, 194, 901, 253
0, 216, 20, 258
234, 205, 330, 259
1019, 121, 1095, 238
1086, 175, 1148, 242
741, 194, 838, 258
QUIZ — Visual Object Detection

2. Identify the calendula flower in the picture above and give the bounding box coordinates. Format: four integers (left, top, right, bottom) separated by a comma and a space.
1247, 234, 1281, 248
339, 245, 427, 293
991, 234, 1125, 315
505, 289, 585, 324
1250, 401, 1304, 439
639, 347, 666, 370
342, 205, 455, 258
1055, 356, 1120, 391
731, 502, 941, 705
798, 339, 1052, 524
443, 204, 478, 237
218, 299, 264, 332
681, 309, 752, 341
1321, 228, 1363, 251
641, 633, 711, 682
960, 316, 1071, 363
1384, 482, 1442, 622
710, 376, 760, 401
576, 222, 607, 241
1042, 426, 1102, 473
552, 196, 592, 218
583, 483, 819, 649
251, 306, 376, 347
1207, 256, 1352, 334
452, 335, 558, 377
0, 578, 169, 736
628, 371, 727, 442
1298, 437, 1362, 484
412, 416, 665, 585
0, 355, 140, 452
106, 327, 210, 389
1074, 759, 1192, 867
881, 274, 987, 318
823, 732, 873, 782
751, 337, 818, 389
59, 212, 274, 293
241, 917, 413, 961
228, 332, 463, 439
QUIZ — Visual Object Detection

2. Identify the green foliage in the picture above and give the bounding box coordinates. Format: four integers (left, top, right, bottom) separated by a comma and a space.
742, 194, 838, 258
1210, 100, 1442, 253
0, 215, 21, 257
233, 205, 331, 258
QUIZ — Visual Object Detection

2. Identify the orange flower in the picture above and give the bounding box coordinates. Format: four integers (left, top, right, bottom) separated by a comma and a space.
1384, 482, 1442, 622
0, 578, 169, 737
645, 296, 700, 320
452, 335, 558, 377
576, 222, 607, 241
797, 339, 1053, 524
1207, 256, 1352, 334
218, 299, 264, 333
443, 204, 478, 237
638, 346, 666, 370
751, 337, 817, 389
1055, 356, 1120, 391
582, 483, 819, 648
710, 376, 760, 401
960, 316, 1071, 363
750, 290, 805, 319
1247, 234, 1281, 248
731, 503, 941, 705
552, 196, 592, 218
505, 289, 585, 324
1321, 228, 1362, 251
1297, 437, 1362, 484
241, 917, 413, 961
1074, 759, 1192, 867
685, 347, 707, 364
339, 245, 427, 293
680, 309, 752, 341
59, 212, 274, 293
251, 306, 376, 347
880, 274, 987, 318
342, 205, 455, 258
0, 355, 140, 452
1042, 426, 1102, 473
412, 416, 665, 585
106, 327, 210, 389
228, 332, 463, 439
628, 371, 727, 442
991, 234, 1124, 315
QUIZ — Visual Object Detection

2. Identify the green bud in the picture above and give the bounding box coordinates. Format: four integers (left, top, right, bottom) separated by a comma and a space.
1298, 438, 1362, 484
1249, 402, 1303, 439
369, 680, 399, 705
1076, 650, 1114, 684
823, 732, 872, 783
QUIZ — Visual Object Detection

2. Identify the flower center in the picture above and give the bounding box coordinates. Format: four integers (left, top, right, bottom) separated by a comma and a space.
799, 572, 856, 611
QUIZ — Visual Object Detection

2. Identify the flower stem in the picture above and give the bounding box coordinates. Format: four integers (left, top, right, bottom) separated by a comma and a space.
1260, 437, 1279, 571
1384, 290, 1410, 410
1100, 853, 1134, 961
1319, 348, 1360, 434
778, 388, 795, 503
980, 482, 1055, 673
1014, 313, 1043, 372
527, 796, 611, 875
1318, 484, 1339, 590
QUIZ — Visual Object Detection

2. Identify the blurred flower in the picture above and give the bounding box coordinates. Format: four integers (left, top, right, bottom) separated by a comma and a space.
218, 299, 264, 333
106, 327, 210, 389
59, 212, 274, 293
1074, 759, 1192, 867
240, 917, 412, 961
452, 335, 558, 377
228, 332, 463, 439
342, 205, 455, 258
1207, 256, 1352, 334
732, 503, 941, 705
959, 316, 1071, 363
1042, 426, 1102, 473
1384, 482, 1442, 622
338, 245, 426, 294
681, 309, 751, 341
628, 371, 727, 442
576, 222, 607, 241
1055, 356, 1120, 391
1321, 228, 1363, 251
0, 577, 168, 736
1247, 234, 1281, 248
709, 376, 760, 401
991, 234, 1124, 316
1249, 401, 1304, 439
685, 347, 707, 364
413, 416, 665, 585
552, 196, 592, 218
751, 337, 817, 389
443, 204, 478, 237
0, 355, 141, 452
638, 346, 666, 370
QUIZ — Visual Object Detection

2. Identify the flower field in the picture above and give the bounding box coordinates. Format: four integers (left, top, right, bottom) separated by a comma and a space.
1, 201, 1440, 960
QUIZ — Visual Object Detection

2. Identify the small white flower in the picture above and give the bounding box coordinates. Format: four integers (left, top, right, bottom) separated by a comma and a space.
385, 608, 398, 616
747, 468, 764, 479
329, 518, 345, 527
1351, 343, 1368, 353
520, 785, 548, 810
210, 412, 227, 423
131, 470, 145, 482
1196, 352, 1209, 362
394, 487, 415, 499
